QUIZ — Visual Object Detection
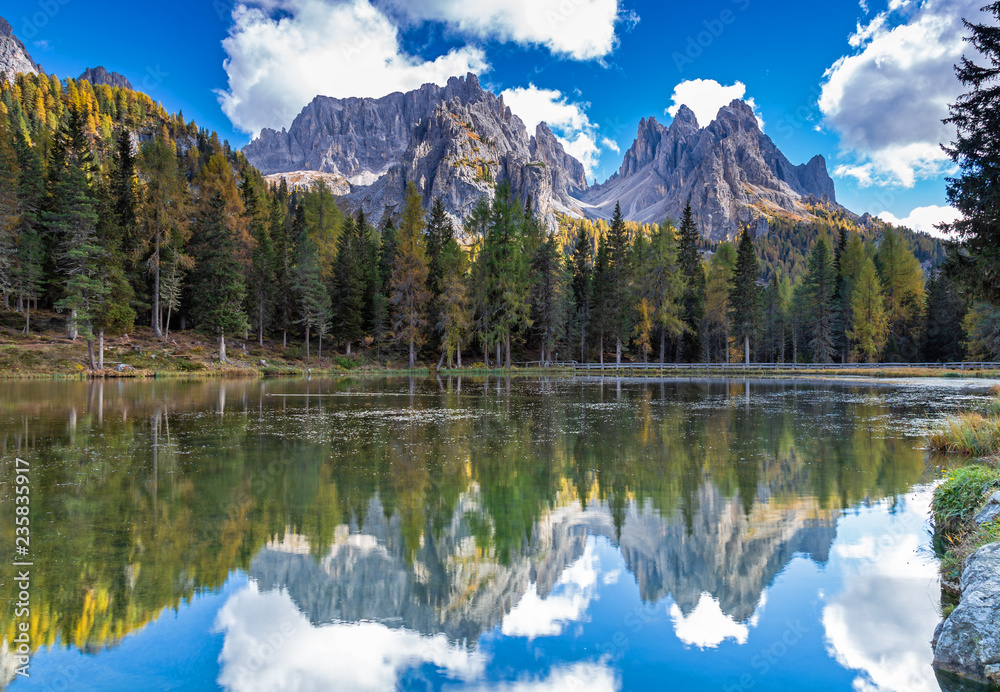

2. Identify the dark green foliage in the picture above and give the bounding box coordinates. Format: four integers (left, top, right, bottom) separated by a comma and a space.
569, 226, 593, 362
332, 216, 364, 350
678, 202, 706, 362
802, 237, 838, 363
942, 2, 1000, 303
728, 227, 762, 363
923, 273, 968, 362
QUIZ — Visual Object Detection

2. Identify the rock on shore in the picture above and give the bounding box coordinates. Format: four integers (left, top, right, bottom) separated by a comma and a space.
933, 541, 1000, 686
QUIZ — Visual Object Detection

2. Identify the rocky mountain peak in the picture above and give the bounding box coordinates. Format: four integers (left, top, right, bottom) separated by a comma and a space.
244, 72, 589, 230
0, 15, 42, 83
670, 105, 699, 129
79, 66, 132, 90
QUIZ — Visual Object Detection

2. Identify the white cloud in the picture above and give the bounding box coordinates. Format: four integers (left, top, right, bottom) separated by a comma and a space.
669, 593, 751, 649
819, 0, 989, 187
500, 83, 608, 177
822, 488, 942, 692
601, 137, 620, 154
218, 0, 489, 137
877, 204, 960, 237
466, 662, 620, 692
215, 582, 486, 692
502, 540, 599, 639
381, 0, 635, 61
666, 79, 765, 130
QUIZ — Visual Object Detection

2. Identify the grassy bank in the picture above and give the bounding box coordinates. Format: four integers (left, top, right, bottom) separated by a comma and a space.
930, 390, 1000, 588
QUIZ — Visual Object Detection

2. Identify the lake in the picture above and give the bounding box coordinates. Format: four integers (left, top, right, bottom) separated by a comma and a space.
0, 376, 997, 692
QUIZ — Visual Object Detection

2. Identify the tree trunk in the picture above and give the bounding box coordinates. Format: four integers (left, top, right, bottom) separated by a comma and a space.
660, 328, 666, 364
305, 325, 310, 359
505, 323, 511, 370
283, 330, 287, 348
745, 335, 750, 366
98, 330, 105, 370
68, 309, 78, 340
153, 229, 162, 338
496, 341, 501, 369
87, 338, 96, 371
409, 336, 416, 369
599, 335, 604, 365
219, 331, 228, 363
259, 298, 265, 347
346, 341, 351, 356
457, 341, 462, 368
484, 339, 489, 369
616, 336, 621, 366
318, 332, 323, 358
725, 323, 731, 364
23, 302, 30, 336
447, 348, 453, 369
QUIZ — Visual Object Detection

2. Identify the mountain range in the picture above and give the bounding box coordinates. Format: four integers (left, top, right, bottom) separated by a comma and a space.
245, 73, 842, 241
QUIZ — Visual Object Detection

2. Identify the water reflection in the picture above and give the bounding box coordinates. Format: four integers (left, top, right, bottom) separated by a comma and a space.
0, 377, 992, 691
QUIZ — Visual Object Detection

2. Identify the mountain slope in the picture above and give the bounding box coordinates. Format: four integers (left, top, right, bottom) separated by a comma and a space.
577, 101, 838, 240
244, 73, 588, 229
0, 17, 41, 83
79, 66, 132, 90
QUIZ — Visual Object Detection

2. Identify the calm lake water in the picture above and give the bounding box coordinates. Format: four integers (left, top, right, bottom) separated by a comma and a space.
1, 376, 998, 692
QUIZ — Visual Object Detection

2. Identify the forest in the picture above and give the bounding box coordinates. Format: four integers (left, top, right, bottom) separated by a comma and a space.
0, 70, 990, 369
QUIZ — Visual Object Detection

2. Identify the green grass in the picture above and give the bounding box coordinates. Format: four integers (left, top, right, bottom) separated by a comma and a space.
932, 465, 1000, 534
928, 413, 1000, 457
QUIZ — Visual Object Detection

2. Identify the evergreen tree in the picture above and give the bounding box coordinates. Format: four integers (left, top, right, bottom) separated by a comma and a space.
295, 233, 331, 359
271, 199, 297, 347
14, 227, 43, 334
0, 120, 18, 307
569, 226, 593, 362
606, 202, 632, 364
640, 220, 685, 363
803, 237, 838, 363
705, 242, 736, 362
391, 182, 431, 368
243, 176, 274, 346
942, 2, 1000, 302
590, 235, 611, 364
729, 227, 763, 365
158, 226, 188, 339
189, 192, 248, 362
761, 274, 786, 363
678, 202, 706, 362
847, 254, 889, 363
438, 238, 471, 368
332, 216, 364, 354
48, 165, 104, 366
529, 234, 567, 365
923, 273, 968, 362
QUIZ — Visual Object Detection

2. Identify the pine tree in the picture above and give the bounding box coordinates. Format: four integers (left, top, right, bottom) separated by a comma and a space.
803, 237, 838, 363
271, 199, 297, 347
705, 242, 736, 362
590, 235, 611, 364
0, 119, 18, 307
847, 254, 889, 363
438, 238, 470, 368
391, 182, 431, 368
48, 165, 105, 366
529, 234, 567, 365
243, 176, 274, 346
641, 220, 685, 363
606, 202, 632, 364
569, 226, 593, 362
189, 192, 248, 362
729, 227, 762, 365
923, 273, 968, 362
942, 2, 1000, 302
332, 216, 364, 354
295, 233, 330, 359
875, 227, 925, 361
678, 202, 706, 362
14, 227, 43, 334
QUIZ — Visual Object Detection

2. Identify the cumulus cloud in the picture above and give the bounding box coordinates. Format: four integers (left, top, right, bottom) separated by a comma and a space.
822, 489, 942, 692
465, 662, 620, 692
215, 583, 486, 691
666, 79, 764, 130
218, 0, 489, 137
669, 593, 752, 649
500, 84, 607, 177
502, 539, 599, 639
819, 0, 989, 187
877, 204, 960, 237
380, 0, 636, 61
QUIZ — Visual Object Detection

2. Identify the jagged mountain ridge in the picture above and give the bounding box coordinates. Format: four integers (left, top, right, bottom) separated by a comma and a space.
0, 17, 41, 83
79, 66, 132, 90
244, 73, 589, 229
578, 101, 839, 240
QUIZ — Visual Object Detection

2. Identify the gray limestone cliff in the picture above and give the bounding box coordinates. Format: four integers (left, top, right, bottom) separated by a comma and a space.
243, 74, 587, 230
79, 66, 132, 90
0, 17, 41, 84
579, 100, 838, 240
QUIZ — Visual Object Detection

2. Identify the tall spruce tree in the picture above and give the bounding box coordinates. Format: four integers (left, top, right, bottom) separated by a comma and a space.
942, 2, 1000, 302
295, 233, 330, 359
243, 176, 274, 346
606, 202, 632, 364
923, 273, 968, 362
569, 227, 593, 362
332, 216, 364, 354
189, 192, 248, 363
729, 228, 763, 365
678, 202, 706, 362
803, 237, 838, 363
529, 234, 566, 365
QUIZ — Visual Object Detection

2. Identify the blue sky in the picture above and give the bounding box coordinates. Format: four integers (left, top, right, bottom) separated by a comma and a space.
10, 0, 986, 235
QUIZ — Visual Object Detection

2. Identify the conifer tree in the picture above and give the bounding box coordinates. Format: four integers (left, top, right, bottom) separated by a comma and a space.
942, 2, 1000, 302
606, 202, 632, 364
678, 202, 706, 361
705, 242, 736, 362
875, 227, 925, 360
438, 238, 470, 368
391, 182, 431, 368
482, 182, 531, 368
803, 237, 838, 363
641, 220, 685, 363
189, 192, 247, 363
529, 234, 566, 365
923, 273, 967, 362
729, 227, 762, 365
243, 176, 274, 346
847, 254, 889, 363
295, 233, 330, 359
569, 227, 593, 362
590, 235, 611, 364
332, 216, 364, 354
0, 120, 18, 307
271, 199, 297, 347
